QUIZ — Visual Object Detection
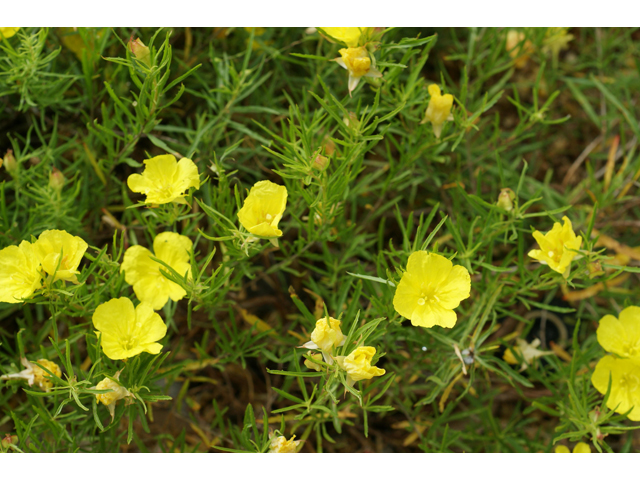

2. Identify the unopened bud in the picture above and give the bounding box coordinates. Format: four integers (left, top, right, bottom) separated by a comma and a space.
322, 136, 336, 156
343, 111, 360, 130
128, 37, 151, 67
1, 434, 18, 449
312, 153, 330, 172
587, 261, 604, 279
3, 149, 17, 175
588, 408, 601, 424
497, 188, 516, 212
49, 168, 65, 192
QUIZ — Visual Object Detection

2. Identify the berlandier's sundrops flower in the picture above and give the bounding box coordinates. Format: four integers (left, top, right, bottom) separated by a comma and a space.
34, 229, 88, 283
528, 216, 582, 275
596, 306, 640, 360
0, 28, 20, 39
555, 442, 591, 453
320, 27, 370, 47
335, 346, 385, 387
300, 316, 346, 364
121, 232, 193, 310
0, 358, 62, 392
0, 241, 42, 303
92, 297, 167, 360
127, 154, 200, 205
420, 84, 454, 139
335, 46, 382, 96
591, 355, 640, 421
269, 435, 301, 453
237, 180, 287, 238
393, 251, 471, 329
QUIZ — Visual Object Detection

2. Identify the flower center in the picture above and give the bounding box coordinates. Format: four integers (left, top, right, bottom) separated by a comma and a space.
620, 373, 640, 392
265, 213, 273, 221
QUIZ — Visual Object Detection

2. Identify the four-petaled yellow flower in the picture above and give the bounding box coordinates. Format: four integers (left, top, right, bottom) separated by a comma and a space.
596, 306, 640, 359
0, 358, 62, 392
127, 154, 200, 205
92, 297, 167, 360
393, 251, 471, 329
121, 232, 193, 310
528, 216, 582, 276
300, 316, 346, 364
320, 27, 370, 47
268, 435, 301, 453
34, 229, 88, 283
0, 241, 42, 303
95, 371, 133, 420
335, 46, 382, 96
591, 355, 640, 421
555, 442, 591, 453
336, 346, 385, 387
237, 180, 288, 238
420, 84, 454, 139
0, 28, 20, 39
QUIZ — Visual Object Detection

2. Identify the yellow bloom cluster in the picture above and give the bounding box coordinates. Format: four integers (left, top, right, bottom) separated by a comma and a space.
555, 442, 591, 453
0, 358, 62, 392
393, 251, 471, 329
528, 216, 581, 276
121, 232, 193, 310
0, 230, 87, 303
127, 154, 200, 205
592, 306, 640, 421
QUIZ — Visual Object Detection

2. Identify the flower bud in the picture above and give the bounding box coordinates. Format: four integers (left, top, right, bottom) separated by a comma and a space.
312, 153, 330, 172
128, 37, 151, 67
49, 168, 65, 192
343, 111, 360, 130
587, 261, 604, 279
3, 149, 17, 175
497, 188, 516, 212
1, 434, 18, 450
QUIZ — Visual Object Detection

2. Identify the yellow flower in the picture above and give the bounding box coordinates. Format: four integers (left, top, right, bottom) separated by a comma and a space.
0, 358, 62, 391
591, 355, 640, 421
304, 353, 324, 372
555, 442, 591, 453
506, 30, 533, 69
268, 435, 301, 453
0, 241, 42, 303
320, 27, 370, 47
92, 297, 167, 360
300, 316, 345, 364
336, 346, 385, 387
237, 180, 288, 238
127, 154, 200, 205
33, 229, 88, 283
596, 306, 640, 359
503, 338, 553, 371
121, 232, 193, 310
95, 371, 132, 420
393, 251, 471, 329
420, 84, 454, 139
335, 46, 382, 96
528, 216, 582, 275
0, 28, 20, 39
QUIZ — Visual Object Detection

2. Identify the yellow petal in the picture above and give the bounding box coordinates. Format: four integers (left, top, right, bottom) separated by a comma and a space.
411, 302, 457, 329
34, 229, 87, 282
0, 241, 42, 303
127, 155, 200, 204
597, 314, 629, 357
237, 180, 287, 238
437, 265, 471, 309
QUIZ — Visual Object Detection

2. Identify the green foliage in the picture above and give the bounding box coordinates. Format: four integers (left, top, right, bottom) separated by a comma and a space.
1, 27, 640, 453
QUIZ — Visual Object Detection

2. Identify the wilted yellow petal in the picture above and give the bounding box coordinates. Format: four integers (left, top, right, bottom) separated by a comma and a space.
422, 84, 454, 138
